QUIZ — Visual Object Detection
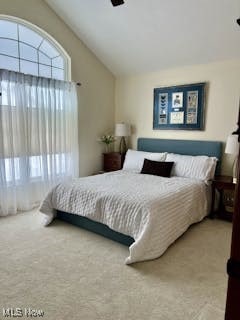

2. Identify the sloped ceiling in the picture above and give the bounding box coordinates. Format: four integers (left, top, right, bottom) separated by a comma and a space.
46, 0, 240, 76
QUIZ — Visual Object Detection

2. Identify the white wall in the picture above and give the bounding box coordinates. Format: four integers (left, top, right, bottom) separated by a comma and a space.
115, 60, 240, 174
0, 0, 115, 176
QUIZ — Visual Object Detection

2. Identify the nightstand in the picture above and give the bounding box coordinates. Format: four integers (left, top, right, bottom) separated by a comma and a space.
211, 175, 236, 221
103, 152, 125, 172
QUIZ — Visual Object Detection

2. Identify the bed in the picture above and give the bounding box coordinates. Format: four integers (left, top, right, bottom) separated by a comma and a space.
40, 138, 222, 264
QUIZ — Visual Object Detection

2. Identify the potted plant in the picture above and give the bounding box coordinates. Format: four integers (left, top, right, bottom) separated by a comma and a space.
100, 134, 116, 153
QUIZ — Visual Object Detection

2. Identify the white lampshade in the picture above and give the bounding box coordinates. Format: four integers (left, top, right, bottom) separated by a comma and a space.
115, 123, 131, 137
225, 135, 239, 155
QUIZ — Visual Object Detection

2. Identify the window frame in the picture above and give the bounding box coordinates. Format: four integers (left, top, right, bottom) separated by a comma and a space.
0, 14, 71, 81
0, 16, 73, 185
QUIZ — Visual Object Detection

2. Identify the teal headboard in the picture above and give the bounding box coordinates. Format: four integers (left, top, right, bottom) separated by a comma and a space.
137, 138, 222, 175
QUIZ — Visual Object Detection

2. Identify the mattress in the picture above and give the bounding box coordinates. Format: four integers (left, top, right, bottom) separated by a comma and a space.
40, 170, 210, 264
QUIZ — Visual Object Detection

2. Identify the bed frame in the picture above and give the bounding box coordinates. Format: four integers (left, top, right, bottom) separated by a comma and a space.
57, 138, 222, 246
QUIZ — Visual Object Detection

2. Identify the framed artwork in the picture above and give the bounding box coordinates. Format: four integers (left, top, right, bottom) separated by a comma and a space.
153, 82, 206, 130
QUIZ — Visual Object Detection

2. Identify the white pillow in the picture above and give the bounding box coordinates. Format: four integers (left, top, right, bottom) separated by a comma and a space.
123, 149, 167, 172
166, 153, 218, 182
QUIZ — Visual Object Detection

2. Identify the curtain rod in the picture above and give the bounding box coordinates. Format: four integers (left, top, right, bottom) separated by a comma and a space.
0, 68, 82, 86
0, 81, 81, 96
0, 81, 82, 91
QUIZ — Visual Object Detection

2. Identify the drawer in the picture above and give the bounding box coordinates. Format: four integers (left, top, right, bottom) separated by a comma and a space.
103, 152, 125, 172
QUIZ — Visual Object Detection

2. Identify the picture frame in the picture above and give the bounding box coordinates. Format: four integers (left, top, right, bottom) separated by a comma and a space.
153, 82, 206, 130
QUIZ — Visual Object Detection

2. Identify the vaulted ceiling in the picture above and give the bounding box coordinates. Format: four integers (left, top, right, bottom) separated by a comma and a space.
46, 0, 240, 76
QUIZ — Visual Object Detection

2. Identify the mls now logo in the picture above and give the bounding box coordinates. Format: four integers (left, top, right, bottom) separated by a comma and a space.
2, 307, 44, 317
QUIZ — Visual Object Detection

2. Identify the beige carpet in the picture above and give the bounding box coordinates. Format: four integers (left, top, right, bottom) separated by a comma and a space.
0, 210, 231, 320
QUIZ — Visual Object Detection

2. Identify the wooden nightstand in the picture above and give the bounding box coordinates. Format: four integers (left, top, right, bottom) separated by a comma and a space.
103, 152, 125, 172
211, 175, 236, 221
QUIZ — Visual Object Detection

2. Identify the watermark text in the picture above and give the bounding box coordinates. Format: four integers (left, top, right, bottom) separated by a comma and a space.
2, 307, 44, 318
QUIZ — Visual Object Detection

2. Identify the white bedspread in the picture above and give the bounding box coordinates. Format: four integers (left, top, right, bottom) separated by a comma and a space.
39, 171, 209, 264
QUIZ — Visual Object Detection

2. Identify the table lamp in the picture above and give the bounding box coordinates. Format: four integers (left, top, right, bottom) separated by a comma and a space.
225, 134, 239, 183
115, 123, 131, 154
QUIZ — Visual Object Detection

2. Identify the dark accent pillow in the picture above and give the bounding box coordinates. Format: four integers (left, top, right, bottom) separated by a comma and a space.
141, 159, 174, 177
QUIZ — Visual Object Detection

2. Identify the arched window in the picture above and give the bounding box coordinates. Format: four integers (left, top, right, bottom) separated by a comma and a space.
0, 16, 78, 216
0, 15, 70, 80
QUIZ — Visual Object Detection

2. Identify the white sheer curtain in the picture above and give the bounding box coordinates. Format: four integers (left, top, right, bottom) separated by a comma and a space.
0, 69, 79, 216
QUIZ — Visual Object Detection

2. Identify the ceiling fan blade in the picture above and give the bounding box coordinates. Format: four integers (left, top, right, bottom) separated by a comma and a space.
111, 0, 124, 6
237, 18, 240, 26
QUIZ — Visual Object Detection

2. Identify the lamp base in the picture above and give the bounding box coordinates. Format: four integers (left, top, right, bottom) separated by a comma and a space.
233, 156, 238, 184
119, 137, 127, 154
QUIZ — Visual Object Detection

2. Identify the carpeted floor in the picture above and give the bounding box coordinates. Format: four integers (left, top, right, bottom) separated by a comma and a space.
0, 210, 232, 320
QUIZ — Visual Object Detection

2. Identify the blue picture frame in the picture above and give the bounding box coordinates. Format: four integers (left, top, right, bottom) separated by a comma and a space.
153, 82, 206, 130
